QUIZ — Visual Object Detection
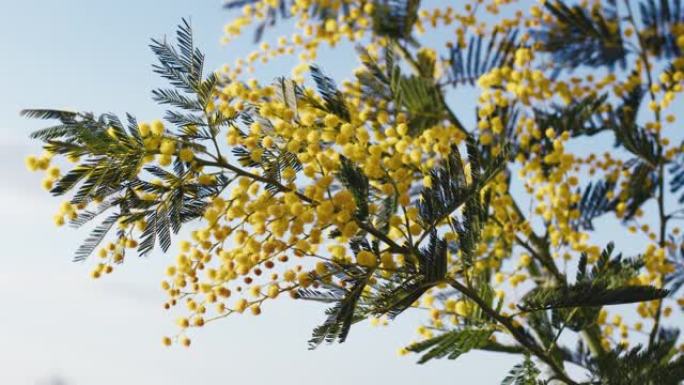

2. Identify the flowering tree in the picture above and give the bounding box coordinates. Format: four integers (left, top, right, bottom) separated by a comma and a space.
24, 0, 684, 383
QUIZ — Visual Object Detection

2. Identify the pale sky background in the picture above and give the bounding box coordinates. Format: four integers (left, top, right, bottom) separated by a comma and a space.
0, 1, 682, 385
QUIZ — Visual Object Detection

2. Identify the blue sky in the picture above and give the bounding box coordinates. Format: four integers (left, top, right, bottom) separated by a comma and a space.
0, 1, 520, 384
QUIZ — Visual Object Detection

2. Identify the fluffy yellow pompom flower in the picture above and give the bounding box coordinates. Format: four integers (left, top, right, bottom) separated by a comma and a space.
356, 250, 377, 268
518, 253, 532, 267
297, 271, 313, 287
324, 19, 338, 33
138, 122, 151, 137
177, 317, 189, 328
25, 155, 38, 171
180, 336, 191, 347
315, 261, 328, 275
47, 166, 60, 179
151, 119, 165, 136
179, 148, 194, 162
267, 284, 280, 299
283, 269, 296, 282
159, 139, 176, 155
250, 305, 261, 316
235, 298, 248, 313
53, 214, 65, 227
455, 300, 470, 317
159, 154, 172, 166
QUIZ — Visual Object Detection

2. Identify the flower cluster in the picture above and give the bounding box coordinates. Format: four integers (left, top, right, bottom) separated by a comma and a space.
24, 0, 684, 382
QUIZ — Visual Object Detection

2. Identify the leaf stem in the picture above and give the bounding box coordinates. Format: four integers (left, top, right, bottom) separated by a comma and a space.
448, 279, 578, 385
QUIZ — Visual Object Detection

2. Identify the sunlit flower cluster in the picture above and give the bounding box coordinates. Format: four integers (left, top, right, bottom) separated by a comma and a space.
25, 0, 684, 364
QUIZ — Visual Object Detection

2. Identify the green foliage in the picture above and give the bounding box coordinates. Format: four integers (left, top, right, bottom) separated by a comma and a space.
620, 160, 659, 220
585, 329, 684, 384
520, 281, 668, 311
576, 243, 644, 286
567, 87, 659, 225
406, 327, 493, 364
418, 140, 503, 232
23, 20, 226, 261
355, 42, 452, 134
151, 19, 206, 94
23, 109, 78, 123
537, 0, 627, 72
308, 65, 351, 121
418, 232, 448, 283
501, 355, 543, 385
364, 231, 447, 319
232, 145, 302, 192
448, 28, 520, 86
520, 244, 668, 312
639, 0, 684, 58
338, 156, 370, 221
150, 18, 225, 134
273, 77, 299, 118
392, 72, 444, 134
573, 180, 616, 231
418, 140, 503, 267
75, 213, 120, 262
371, 0, 421, 41
532, 95, 609, 139
668, 149, 684, 204
355, 45, 398, 103
298, 264, 372, 348
666, 233, 684, 294
418, 145, 469, 227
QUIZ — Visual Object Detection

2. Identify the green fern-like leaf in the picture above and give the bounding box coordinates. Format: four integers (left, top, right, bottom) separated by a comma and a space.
520, 282, 668, 311
337, 156, 370, 221
307, 267, 371, 348
639, 0, 684, 58
308, 65, 350, 121
501, 355, 542, 385
536, 0, 627, 72
406, 327, 493, 364
448, 28, 520, 86
371, 0, 421, 41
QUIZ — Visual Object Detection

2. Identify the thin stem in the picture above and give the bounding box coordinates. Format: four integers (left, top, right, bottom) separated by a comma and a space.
448, 279, 578, 385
